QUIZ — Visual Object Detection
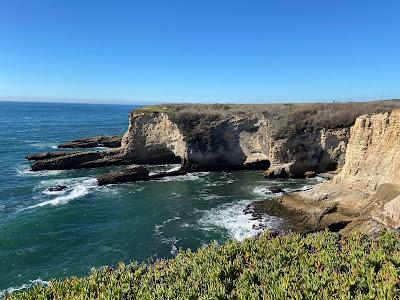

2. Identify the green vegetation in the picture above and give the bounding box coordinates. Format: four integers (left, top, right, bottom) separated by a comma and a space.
135, 105, 169, 113
8, 231, 400, 299
147, 100, 400, 139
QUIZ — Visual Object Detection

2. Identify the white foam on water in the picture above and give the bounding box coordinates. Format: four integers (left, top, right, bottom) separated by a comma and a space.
154, 216, 182, 236
0, 278, 48, 298
156, 172, 210, 182
315, 176, 327, 182
166, 165, 181, 172
252, 186, 272, 197
42, 189, 67, 196
283, 185, 313, 193
25, 178, 98, 209
29, 142, 58, 149
148, 164, 181, 176
153, 217, 182, 255
199, 200, 281, 241
16, 165, 64, 177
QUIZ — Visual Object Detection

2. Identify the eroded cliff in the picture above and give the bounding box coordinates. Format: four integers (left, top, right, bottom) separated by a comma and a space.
256, 109, 400, 235
28, 101, 400, 177
119, 104, 362, 174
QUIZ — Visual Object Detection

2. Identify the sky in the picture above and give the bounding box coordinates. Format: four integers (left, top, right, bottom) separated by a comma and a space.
0, 0, 399, 104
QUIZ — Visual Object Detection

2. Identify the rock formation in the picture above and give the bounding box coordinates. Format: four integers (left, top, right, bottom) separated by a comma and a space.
27, 102, 400, 177
97, 165, 150, 185
26, 151, 79, 161
30, 150, 134, 171
118, 106, 354, 174
58, 135, 121, 149
254, 109, 400, 235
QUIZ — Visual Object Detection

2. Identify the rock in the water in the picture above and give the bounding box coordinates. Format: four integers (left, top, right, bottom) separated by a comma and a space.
97, 165, 150, 185
47, 185, 68, 192
243, 159, 270, 170
270, 187, 285, 194
264, 165, 290, 178
58, 136, 121, 149
26, 151, 78, 161
304, 171, 316, 178
30, 150, 134, 171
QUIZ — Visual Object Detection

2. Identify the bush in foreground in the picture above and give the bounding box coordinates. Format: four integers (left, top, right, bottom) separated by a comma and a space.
8, 231, 400, 299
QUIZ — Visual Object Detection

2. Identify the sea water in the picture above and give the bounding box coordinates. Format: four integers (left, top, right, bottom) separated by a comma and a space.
0, 101, 320, 296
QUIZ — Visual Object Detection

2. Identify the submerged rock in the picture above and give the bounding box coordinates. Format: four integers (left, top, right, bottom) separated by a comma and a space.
58, 136, 121, 149
97, 165, 150, 185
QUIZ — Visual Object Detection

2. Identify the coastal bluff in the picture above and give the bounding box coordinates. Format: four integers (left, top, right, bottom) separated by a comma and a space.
255, 109, 400, 235
25, 102, 400, 235
119, 101, 400, 176
28, 101, 400, 178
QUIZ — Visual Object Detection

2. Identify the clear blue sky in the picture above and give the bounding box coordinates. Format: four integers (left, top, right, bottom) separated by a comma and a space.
0, 0, 399, 104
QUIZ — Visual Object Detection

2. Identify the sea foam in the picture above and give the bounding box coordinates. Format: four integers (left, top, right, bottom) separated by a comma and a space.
0, 278, 48, 298
26, 178, 98, 209
199, 200, 281, 241
16, 165, 64, 177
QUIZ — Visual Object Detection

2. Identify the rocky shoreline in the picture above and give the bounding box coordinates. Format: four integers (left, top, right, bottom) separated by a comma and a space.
25, 102, 400, 236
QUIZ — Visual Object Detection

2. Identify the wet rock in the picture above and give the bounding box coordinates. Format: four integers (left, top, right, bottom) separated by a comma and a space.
30, 151, 135, 171
26, 151, 78, 161
264, 165, 290, 178
270, 187, 285, 194
47, 185, 68, 192
304, 171, 316, 178
58, 136, 121, 149
97, 165, 150, 185
243, 204, 253, 214
243, 159, 270, 170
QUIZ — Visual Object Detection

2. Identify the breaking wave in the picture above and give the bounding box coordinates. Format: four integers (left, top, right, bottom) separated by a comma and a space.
25, 178, 98, 209
199, 200, 281, 241
0, 278, 48, 299
16, 165, 64, 177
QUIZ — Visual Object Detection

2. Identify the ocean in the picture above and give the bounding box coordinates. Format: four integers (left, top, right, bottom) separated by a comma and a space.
0, 101, 319, 296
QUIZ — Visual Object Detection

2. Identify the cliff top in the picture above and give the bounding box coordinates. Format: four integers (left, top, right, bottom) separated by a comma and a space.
135, 100, 400, 138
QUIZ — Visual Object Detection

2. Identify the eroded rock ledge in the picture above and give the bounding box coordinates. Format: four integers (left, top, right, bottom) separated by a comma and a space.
58, 135, 121, 149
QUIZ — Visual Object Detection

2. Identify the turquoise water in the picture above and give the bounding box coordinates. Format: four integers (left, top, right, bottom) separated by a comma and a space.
0, 102, 319, 296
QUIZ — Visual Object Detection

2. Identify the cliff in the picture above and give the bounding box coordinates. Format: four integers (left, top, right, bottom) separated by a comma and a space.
255, 109, 400, 235
28, 101, 400, 178
119, 102, 400, 176
334, 110, 400, 192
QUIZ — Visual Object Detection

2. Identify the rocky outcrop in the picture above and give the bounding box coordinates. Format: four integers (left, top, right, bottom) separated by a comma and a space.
334, 110, 400, 192
97, 165, 150, 185
27, 102, 400, 175
119, 109, 350, 174
58, 136, 121, 149
30, 150, 134, 171
254, 110, 400, 235
120, 112, 184, 164
26, 151, 79, 161
97, 164, 188, 185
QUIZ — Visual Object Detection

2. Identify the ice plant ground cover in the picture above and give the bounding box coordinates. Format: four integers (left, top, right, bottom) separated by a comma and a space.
8, 230, 400, 299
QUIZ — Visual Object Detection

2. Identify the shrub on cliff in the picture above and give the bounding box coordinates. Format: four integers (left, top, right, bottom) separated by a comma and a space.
156, 100, 400, 139
8, 231, 400, 299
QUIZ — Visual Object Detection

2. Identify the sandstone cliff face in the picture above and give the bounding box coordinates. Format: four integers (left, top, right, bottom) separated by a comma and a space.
334, 110, 400, 192
260, 109, 400, 235
120, 109, 350, 174
121, 111, 186, 164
